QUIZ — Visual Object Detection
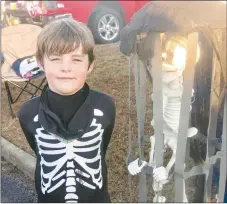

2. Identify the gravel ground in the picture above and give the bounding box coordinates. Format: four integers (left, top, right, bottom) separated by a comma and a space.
1, 157, 37, 203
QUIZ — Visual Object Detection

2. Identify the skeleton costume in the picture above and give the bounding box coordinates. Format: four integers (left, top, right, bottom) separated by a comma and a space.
18, 83, 116, 203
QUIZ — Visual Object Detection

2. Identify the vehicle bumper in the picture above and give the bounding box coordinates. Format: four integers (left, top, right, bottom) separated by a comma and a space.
46, 13, 73, 21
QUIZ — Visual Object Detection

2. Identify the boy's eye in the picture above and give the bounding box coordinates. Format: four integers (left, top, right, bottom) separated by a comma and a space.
50, 58, 61, 61
72, 59, 82, 62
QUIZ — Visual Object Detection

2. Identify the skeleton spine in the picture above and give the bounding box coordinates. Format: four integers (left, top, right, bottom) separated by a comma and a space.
65, 161, 78, 203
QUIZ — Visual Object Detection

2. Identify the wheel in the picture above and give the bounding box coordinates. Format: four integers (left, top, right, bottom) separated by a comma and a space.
89, 7, 124, 44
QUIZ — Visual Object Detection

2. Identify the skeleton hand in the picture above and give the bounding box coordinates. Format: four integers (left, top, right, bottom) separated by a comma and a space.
153, 194, 166, 203
153, 166, 169, 184
127, 158, 147, 175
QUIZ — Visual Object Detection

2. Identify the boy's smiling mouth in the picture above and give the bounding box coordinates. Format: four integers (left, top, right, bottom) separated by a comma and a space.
57, 77, 76, 80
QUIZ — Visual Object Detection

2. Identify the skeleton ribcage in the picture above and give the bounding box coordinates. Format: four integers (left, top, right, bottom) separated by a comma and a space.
163, 91, 193, 134
163, 95, 181, 133
33, 111, 104, 203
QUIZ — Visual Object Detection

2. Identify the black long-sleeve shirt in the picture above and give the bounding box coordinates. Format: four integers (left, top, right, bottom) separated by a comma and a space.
18, 83, 116, 203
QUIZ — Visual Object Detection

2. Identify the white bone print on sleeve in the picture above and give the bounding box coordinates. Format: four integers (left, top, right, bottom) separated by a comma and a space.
34, 109, 104, 203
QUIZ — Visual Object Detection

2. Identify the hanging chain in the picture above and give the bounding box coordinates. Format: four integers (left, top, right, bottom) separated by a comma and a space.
127, 55, 133, 202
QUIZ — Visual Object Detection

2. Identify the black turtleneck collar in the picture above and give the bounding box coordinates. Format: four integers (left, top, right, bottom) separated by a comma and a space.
38, 83, 92, 140
47, 83, 88, 128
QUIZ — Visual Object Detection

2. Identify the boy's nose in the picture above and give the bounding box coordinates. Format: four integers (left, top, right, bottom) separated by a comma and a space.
60, 63, 72, 72
60, 67, 71, 72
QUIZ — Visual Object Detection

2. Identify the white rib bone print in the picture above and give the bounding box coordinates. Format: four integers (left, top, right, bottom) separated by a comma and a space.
33, 109, 104, 203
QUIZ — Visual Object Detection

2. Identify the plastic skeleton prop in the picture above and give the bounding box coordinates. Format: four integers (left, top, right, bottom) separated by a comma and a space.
33, 109, 104, 203
127, 41, 199, 202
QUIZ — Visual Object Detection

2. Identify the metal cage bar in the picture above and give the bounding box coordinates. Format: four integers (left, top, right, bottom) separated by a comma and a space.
217, 94, 227, 202
150, 33, 164, 201
174, 32, 199, 202
204, 48, 222, 202
133, 52, 148, 202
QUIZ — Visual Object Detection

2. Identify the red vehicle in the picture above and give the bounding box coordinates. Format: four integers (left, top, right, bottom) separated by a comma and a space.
5, 1, 149, 44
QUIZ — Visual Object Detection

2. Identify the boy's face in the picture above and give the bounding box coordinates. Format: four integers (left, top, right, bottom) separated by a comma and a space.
42, 44, 93, 95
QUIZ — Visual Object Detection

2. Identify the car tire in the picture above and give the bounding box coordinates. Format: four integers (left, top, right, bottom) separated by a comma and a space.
89, 7, 124, 44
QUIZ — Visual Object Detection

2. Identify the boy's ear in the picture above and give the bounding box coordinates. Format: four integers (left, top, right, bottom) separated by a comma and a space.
88, 62, 94, 74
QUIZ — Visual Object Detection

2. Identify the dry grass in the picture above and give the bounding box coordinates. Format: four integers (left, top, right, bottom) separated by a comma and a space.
1, 42, 199, 202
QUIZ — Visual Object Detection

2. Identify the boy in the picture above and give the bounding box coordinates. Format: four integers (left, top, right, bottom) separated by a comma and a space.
18, 18, 116, 203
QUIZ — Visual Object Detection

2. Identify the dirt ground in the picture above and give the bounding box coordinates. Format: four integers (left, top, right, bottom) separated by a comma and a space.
2, 42, 201, 202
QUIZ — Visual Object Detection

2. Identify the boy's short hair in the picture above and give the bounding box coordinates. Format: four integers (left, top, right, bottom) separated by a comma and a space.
36, 18, 95, 66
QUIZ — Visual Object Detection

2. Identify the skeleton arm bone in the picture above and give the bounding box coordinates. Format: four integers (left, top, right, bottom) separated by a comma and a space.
148, 136, 168, 167
148, 136, 155, 167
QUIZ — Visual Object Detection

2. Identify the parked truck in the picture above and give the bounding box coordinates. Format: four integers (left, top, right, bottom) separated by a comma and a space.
4, 1, 149, 44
